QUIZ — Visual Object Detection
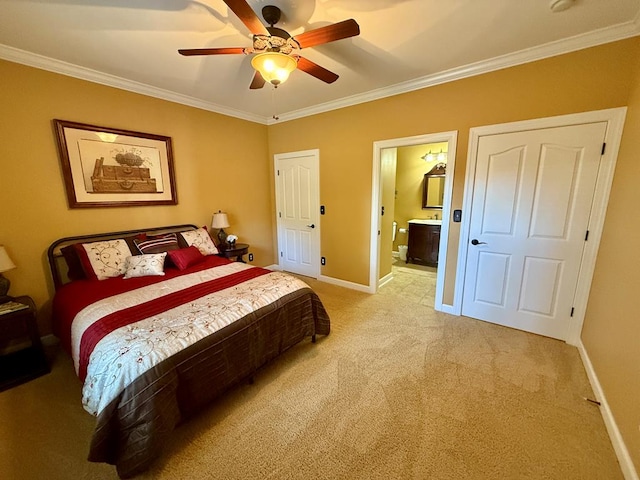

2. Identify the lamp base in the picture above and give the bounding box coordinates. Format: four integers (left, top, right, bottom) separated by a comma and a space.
0, 274, 9, 299
217, 228, 228, 247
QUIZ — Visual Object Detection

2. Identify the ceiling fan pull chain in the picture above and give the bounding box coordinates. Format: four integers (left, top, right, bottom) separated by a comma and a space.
271, 86, 280, 121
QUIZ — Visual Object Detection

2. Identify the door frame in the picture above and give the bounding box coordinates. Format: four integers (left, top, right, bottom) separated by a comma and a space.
455, 108, 627, 345
370, 131, 458, 314
274, 149, 321, 278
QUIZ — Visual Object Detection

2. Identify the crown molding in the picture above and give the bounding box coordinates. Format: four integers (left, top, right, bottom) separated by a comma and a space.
272, 17, 640, 124
0, 44, 268, 125
1, 14, 638, 127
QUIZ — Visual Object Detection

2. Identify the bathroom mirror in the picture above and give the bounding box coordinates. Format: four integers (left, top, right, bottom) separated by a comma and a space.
422, 163, 446, 209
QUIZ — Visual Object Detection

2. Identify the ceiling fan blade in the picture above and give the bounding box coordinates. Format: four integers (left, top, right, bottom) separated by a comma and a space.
224, 0, 269, 35
296, 57, 339, 84
293, 19, 360, 49
249, 71, 266, 89
179, 47, 246, 56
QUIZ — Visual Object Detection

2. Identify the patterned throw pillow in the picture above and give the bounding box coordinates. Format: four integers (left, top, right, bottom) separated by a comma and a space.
123, 253, 167, 279
133, 233, 180, 255
79, 239, 132, 280
180, 227, 219, 256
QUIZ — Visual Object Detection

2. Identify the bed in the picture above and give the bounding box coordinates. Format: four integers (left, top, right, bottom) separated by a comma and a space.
47, 224, 330, 478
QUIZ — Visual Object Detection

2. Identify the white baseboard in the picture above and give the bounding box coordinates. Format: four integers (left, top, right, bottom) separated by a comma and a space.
435, 303, 457, 315
577, 341, 639, 480
271, 266, 373, 293
378, 271, 394, 288
318, 274, 372, 293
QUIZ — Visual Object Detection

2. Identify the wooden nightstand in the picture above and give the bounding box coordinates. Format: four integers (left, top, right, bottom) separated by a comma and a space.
217, 243, 249, 263
0, 296, 49, 392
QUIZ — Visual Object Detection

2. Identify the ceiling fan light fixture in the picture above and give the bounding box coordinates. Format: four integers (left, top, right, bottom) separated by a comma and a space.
251, 52, 297, 86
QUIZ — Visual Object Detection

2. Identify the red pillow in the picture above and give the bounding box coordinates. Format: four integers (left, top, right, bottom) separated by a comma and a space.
72, 242, 98, 281
61, 244, 86, 281
167, 246, 206, 270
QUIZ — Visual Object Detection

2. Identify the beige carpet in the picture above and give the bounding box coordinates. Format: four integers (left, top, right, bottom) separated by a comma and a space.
0, 278, 622, 479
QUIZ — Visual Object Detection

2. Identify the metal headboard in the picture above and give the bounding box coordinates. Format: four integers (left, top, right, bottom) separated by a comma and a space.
47, 224, 199, 290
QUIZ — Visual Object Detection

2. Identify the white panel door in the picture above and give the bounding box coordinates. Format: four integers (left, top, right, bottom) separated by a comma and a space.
461, 122, 607, 340
276, 151, 319, 278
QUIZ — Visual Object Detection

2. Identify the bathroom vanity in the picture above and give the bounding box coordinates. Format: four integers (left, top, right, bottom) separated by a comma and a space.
407, 219, 441, 266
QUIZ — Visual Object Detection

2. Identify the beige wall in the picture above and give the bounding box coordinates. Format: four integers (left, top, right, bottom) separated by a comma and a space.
0, 60, 272, 335
581, 49, 640, 471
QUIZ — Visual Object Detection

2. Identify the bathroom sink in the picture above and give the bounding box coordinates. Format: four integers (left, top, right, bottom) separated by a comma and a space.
408, 218, 442, 225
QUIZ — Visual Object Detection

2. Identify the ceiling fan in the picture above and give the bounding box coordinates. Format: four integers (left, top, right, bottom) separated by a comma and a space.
178, 0, 360, 89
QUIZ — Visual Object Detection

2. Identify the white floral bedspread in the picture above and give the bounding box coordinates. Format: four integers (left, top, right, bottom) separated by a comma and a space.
70, 262, 308, 416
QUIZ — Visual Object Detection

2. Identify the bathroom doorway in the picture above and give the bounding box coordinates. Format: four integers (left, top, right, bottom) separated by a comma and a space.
370, 132, 457, 312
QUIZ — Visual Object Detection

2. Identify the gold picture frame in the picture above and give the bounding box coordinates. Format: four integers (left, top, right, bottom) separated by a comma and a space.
54, 119, 177, 208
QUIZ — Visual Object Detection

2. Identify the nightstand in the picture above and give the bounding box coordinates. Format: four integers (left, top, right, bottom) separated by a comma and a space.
0, 296, 49, 392
217, 243, 249, 263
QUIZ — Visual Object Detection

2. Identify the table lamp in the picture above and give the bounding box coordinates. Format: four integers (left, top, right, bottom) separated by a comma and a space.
211, 211, 230, 246
0, 245, 16, 303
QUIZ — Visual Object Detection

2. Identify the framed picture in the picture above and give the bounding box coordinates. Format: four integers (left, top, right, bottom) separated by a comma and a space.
54, 119, 177, 208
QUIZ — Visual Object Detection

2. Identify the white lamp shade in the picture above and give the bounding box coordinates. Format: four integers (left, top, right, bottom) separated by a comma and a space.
211, 212, 230, 229
0, 246, 16, 273
251, 52, 297, 86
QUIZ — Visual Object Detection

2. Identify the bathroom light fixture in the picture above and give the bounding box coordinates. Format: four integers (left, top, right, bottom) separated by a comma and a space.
211, 211, 230, 246
421, 150, 447, 162
251, 52, 297, 86
0, 245, 16, 302
421, 151, 435, 162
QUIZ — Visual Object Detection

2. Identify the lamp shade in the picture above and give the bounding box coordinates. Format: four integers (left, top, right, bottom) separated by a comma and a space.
0, 246, 16, 273
251, 52, 297, 86
211, 212, 230, 229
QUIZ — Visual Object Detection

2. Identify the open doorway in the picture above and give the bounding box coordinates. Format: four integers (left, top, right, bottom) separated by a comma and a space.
370, 132, 457, 313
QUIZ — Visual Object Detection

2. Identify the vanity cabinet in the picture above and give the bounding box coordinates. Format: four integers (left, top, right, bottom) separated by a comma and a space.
407, 222, 440, 267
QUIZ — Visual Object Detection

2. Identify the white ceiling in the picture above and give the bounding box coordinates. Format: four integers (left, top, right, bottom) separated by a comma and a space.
1, 0, 639, 124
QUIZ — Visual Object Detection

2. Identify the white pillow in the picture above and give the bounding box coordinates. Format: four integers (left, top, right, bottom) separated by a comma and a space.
180, 227, 219, 255
123, 253, 167, 279
82, 239, 132, 280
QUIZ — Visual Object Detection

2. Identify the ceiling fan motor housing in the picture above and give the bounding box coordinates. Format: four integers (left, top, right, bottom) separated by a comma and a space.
262, 5, 281, 26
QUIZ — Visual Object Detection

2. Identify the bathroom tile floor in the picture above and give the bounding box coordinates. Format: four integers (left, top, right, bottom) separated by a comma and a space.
378, 258, 438, 307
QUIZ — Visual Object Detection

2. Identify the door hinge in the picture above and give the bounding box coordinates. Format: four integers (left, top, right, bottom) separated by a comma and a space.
277, 169, 280, 175
280, 251, 283, 257
570, 307, 575, 317
585, 230, 589, 241
279, 211, 281, 218
601, 143, 606, 155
